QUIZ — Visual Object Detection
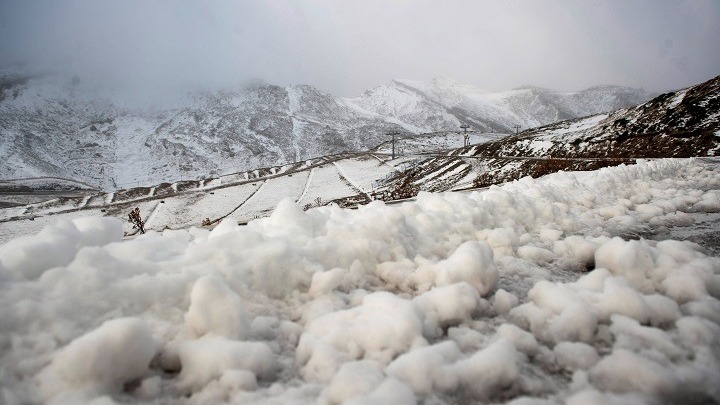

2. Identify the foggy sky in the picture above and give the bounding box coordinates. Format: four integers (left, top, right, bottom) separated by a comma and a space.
0, 0, 718, 98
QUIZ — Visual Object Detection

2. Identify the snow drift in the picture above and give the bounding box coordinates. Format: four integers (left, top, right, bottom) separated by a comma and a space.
0, 158, 718, 404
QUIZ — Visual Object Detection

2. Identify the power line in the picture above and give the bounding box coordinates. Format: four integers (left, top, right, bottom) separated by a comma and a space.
387, 131, 401, 159
460, 124, 471, 147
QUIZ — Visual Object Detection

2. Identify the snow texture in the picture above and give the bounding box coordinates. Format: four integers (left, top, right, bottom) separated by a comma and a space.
0, 158, 719, 404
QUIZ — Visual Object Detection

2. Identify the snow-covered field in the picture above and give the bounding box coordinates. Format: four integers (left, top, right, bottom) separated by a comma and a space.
232, 172, 312, 223
294, 165, 359, 208
1, 158, 719, 404
0, 154, 404, 243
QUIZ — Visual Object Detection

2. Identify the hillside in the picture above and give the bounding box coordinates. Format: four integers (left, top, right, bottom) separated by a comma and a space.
348, 78, 654, 134
0, 152, 410, 243
0, 73, 653, 190
1, 76, 716, 242
381, 75, 720, 192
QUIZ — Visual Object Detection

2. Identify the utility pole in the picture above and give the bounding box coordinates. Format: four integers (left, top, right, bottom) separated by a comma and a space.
387, 131, 400, 159
513, 125, 521, 135
460, 124, 470, 147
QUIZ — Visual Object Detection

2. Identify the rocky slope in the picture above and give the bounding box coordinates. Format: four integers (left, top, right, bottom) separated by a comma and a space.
462, 75, 720, 159
381, 75, 720, 193
0, 73, 653, 190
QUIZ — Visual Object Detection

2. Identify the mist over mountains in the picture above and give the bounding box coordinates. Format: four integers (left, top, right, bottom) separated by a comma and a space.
0, 73, 654, 190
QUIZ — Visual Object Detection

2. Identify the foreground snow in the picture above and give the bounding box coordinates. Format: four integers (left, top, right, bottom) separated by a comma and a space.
0, 159, 719, 404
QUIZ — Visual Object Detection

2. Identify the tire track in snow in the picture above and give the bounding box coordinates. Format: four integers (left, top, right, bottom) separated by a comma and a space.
143, 201, 163, 229
332, 161, 370, 200
222, 180, 267, 222
296, 168, 315, 203
78, 195, 92, 208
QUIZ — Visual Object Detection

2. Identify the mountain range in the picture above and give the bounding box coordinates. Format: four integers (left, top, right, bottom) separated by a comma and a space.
383, 75, 720, 193
0, 73, 654, 190
0, 75, 716, 242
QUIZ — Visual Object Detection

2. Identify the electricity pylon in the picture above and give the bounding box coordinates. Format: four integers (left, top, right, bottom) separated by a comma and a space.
460, 124, 470, 147
387, 131, 401, 159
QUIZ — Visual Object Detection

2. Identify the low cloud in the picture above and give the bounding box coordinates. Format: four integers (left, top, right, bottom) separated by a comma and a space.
1, 0, 717, 99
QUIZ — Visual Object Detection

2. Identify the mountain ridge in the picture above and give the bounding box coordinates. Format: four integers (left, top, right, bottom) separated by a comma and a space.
379, 75, 720, 194
0, 72, 654, 190
1, 76, 717, 241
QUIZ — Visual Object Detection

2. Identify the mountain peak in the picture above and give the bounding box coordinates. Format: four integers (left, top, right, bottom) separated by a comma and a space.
390, 77, 489, 95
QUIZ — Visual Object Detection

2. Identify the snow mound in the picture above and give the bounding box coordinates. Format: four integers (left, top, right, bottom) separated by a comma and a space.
434, 241, 498, 296
296, 292, 427, 382
39, 318, 157, 401
0, 158, 719, 404
185, 275, 251, 339
0, 217, 123, 280
177, 335, 276, 391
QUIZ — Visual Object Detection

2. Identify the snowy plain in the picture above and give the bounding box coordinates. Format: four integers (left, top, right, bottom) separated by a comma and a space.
2, 73, 652, 190
0, 154, 405, 243
0, 158, 719, 404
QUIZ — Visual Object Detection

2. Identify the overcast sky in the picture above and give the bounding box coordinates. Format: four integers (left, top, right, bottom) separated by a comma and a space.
0, 0, 718, 97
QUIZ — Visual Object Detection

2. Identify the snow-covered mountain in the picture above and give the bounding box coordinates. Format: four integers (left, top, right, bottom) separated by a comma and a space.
381, 75, 720, 192
463, 75, 720, 160
0, 73, 654, 190
347, 78, 654, 134
2, 79, 720, 405
4, 74, 715, 243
